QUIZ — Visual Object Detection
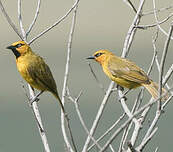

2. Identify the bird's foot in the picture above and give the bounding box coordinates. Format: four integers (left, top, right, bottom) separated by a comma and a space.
118, 95, 127, 102
29, 97, 40, 107
118, 88, 131, 102
116, 85, 124, 91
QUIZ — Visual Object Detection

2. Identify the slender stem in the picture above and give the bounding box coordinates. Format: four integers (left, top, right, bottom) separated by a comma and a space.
122, 0, 145, 57
0, 0, 23, 39
28, 85, 50, 152
153, 0, 173, 40
135, 13, 173, 29
158, 23, 173, 109
61, 1, 79, 151
18, 0, 26, 40
163, 64, 173, 86
109, 144, 116, 152
26, 0, 41, 38
73, 95, 102, 150
28, 0, 80, 44
88, 113, 126, 151
82, 82, 115, 152
123, 0, 137, 13
100, 92, 172, 152
137, 127, 158, 151
143, 4, 173, 16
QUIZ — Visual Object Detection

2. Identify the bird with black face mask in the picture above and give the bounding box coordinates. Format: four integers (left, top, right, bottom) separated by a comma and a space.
87, 49, 169, 101
6, 41, 65, 113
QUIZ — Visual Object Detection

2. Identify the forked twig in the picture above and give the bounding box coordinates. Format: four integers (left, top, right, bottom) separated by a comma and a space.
26, 0, 41, 38
61, 1, 79, 151
0, 0, 23, 39
28, 0, 80, 44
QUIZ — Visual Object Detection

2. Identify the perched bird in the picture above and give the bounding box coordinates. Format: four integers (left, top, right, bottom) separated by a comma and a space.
87, 49, 168, 101
6, 41, 65, 113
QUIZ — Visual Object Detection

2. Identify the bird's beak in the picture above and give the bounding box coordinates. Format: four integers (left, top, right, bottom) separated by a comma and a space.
6, 45, 16, 50
86, 56, 95, 60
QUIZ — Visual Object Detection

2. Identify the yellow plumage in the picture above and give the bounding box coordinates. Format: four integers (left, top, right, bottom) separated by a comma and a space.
87, 49, 168, 101
7, 41, 65, 112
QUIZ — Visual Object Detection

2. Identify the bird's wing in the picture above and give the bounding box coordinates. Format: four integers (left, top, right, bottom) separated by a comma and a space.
27, 56, 57, 93
108, 57, 150, 84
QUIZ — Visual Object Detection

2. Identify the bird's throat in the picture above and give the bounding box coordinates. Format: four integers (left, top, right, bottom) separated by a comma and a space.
12, 49, 21, 59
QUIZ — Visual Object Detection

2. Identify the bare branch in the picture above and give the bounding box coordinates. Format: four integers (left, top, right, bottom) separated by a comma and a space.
154, 147, 159, 152
118, 94, 141, 152
26, 0, 41, 38
127, 141, 137, 152
153, 0, 173, 40
109, 144, 115, 152
158, 23, 173, 109
18, 0, 26, 39
0, 0, 23, 39
70, 92, 102, 150
123, 0, 137, 13
143, 4, 173, 16
82, 81, 115, 152
88, 113, 126, 151
28, 0, 80, 44
163, 64, 173, 86
60, 1, 79, 151
100, 91, 173, 152
136, 127, 158, 151
28, 85, 50, 152
122, 0, 145, 57
135, 13, 173, 29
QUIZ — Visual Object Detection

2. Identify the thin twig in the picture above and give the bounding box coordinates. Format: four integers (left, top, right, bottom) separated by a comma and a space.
88, 113, 126, 151
136, 127, 158, 151
161, 92, 173, 109
28, 85, 50, 152
158, 23, 173, 109
82, 81, 115, 152
122, 0, 145, 57
0, 0, 23, 39
135, 13, 173, 29
18, 0, 26, 39
100, 90, 173, 152
60, 1, 79, 151
69, 91, 102, 150
163, 64, 173, 86
127, 141, 136, 152
26, 0, 41, 38
154, 147, 159, 152
28, 0, 80, 44
153, 0, 173, 40
143, 4, 173, 16
118, 95, 140, 152
123, 0, 137, 13
118, 124, 130, 152
126, 45, 159, 150
109, 144, 115, 152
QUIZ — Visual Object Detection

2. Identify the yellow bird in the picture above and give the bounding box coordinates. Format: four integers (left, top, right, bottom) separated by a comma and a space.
87, 49, 168, 100
7, 41, 65, 113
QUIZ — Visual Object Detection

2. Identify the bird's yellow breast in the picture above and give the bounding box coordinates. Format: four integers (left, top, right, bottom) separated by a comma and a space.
16, 55, 34, 84
16, 54, 43, 90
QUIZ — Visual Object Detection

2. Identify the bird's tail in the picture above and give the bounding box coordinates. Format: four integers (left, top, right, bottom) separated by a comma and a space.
142, 80, 169, 101
52, 91, 66, 114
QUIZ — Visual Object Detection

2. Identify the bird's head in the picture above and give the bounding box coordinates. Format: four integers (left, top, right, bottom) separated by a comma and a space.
6, 41, 31, 58
87, 49, 114, 65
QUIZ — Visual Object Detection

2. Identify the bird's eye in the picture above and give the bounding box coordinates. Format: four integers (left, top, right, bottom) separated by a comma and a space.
16, 43, 23, 48
95, 53, 104, 57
